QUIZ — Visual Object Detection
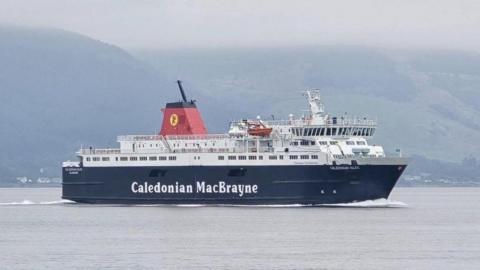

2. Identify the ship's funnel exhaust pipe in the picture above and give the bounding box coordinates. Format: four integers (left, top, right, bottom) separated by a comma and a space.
159, 80, 207, 136
177, 80, 188, 102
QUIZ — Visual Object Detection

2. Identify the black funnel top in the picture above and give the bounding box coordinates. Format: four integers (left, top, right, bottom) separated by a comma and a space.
177, 80, 188, 102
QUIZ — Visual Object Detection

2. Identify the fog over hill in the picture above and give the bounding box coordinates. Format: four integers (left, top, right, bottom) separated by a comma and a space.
0, 26, 479, 185
0, 26, 168, 182
133, 48, 480, 162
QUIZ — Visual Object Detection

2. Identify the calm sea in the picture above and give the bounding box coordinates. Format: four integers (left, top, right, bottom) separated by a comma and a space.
0, 187, 479, 270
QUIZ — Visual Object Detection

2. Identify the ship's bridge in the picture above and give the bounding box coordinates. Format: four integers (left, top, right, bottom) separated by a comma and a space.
264, 116, 377, 138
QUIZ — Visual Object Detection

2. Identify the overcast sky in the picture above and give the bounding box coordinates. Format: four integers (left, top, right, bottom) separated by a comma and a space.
1, 0, 480, 51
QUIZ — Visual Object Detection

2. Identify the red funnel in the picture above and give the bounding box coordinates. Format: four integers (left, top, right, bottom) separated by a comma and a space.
159, 101, 207, 136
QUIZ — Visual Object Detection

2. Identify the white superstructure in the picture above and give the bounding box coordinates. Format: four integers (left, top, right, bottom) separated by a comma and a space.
67, 90, 402, 168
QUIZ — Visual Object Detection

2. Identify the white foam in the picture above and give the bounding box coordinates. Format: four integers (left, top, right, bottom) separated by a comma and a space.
131, 204, 206, 207
39, 199, 75, 205
229, 204, 305, 208
0, 199, 405, 208
125, 200, 407, 208
0, 199, 75, 206
0, 200, 36, 205
322, 198, 407, 208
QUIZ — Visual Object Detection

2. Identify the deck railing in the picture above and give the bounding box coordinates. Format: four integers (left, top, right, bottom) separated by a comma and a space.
78, 147, 276, 155
261, 117, 377, 127
117, 134, 230, 142
79, 148, 121, 155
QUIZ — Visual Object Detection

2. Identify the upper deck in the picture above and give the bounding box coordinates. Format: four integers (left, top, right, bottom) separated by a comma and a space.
263, 116, 377, 127
69, 90, 393, 166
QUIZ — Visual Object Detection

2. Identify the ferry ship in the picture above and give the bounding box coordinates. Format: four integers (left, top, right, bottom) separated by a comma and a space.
62, 81, 409, 205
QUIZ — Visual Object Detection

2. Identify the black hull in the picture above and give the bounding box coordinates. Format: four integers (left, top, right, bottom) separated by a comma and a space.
62, 165, 406, 205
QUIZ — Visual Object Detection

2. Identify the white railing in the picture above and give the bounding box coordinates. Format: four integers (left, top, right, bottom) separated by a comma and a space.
117, 134, 230, 142
117, 135, 163, 141
79, 148, 121, 155
166, 134, 230, 140
78, 147, 277, 155
246, 117, 377, 127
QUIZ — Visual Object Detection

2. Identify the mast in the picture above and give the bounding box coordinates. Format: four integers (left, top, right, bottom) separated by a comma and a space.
304, 90, 325, 116
177, 80, 188, 103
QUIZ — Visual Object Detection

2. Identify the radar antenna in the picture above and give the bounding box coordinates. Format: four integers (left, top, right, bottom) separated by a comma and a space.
304, 90, 325, 116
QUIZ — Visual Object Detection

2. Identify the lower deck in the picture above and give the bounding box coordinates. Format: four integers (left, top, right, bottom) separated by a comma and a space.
62, 163, 407, 204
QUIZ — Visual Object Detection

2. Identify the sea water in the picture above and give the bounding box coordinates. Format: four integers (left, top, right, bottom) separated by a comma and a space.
0, 187, 479, 270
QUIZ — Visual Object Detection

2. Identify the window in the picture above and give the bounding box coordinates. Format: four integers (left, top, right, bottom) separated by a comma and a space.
345, 128, 351, 136
218, 156, 225, 160
92, 157, 100, 161
130, 156, 137, 161
115, 157, 118, 161
326, 128, 331, 136
311, 155, 318, 159
259, 156, 263, 160
320, 128, 325, 136
279, 155, 284, 160
310, 141, 315, 145
318, 141, 328, 145
140, 156, 147, 161
149, 156, 157, 161
269, 155, 278, 160
356, 141, 366, 145
292, 141, 299, 146
248, 156, 257, 160
300, 155, 309, 160
168, 156, 176, 161
86, 157, 91, 161
289, 155, 298, 160
346, 141, 355, 145
300, 141, 309, 146
351, 127, 356, 135
238, 155, 247, 160
329, 141, 338, 145
120, 157, 128, 161
102, 157, 110, 161
228, 156, 237, 160
159, 156, 167, 161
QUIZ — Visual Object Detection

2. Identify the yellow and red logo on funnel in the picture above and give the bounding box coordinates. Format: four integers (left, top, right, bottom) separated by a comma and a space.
169, 113, 179, 127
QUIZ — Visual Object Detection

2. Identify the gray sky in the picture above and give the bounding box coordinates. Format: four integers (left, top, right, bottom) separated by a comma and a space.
1, 0, 480, 50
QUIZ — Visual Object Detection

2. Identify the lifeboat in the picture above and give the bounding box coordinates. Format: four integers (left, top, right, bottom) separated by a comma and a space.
246, 121, 272, 137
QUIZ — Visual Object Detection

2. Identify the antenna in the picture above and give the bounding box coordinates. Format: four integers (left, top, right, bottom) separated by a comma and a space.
176, 80, 188, 102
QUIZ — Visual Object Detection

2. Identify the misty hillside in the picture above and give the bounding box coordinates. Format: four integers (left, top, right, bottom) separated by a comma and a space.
134, 48, 480, 163
0, 26, 172, 181
0, 26, 479, 184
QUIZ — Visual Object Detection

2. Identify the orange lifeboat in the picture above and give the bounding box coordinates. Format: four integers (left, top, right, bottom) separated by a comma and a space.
246, 121, 272, 137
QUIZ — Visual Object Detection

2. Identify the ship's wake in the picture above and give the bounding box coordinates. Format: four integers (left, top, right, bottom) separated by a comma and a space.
0, 199, 75, 206
223, 198, 407, 208
0, 198, 406, 208
321, 198, 407, 208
